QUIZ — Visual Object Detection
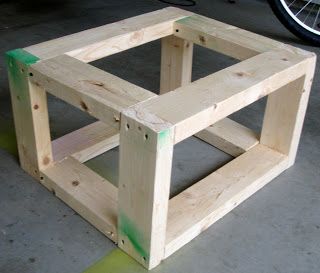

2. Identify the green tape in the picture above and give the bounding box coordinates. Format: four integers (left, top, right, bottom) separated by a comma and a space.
158, 129, 171, 149
119, 212, 148, 260
83, 249, 147, 273
175, 15, 194, 24
5, 49, 39, 98
5, 48, 40, 66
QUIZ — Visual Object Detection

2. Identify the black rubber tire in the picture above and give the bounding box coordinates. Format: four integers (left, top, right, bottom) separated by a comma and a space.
268, 0, 320, 46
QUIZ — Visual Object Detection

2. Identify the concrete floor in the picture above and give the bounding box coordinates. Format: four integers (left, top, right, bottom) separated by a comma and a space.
0, 0, 319, 272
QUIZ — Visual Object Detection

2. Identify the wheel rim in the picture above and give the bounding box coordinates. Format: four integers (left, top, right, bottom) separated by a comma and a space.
279, 0, 320, 35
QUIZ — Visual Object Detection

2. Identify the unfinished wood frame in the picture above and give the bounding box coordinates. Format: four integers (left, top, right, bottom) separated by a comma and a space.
6, 7, 315, 270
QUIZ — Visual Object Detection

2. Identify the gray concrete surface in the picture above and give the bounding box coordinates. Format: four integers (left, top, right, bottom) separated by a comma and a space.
0, 0, 319, 272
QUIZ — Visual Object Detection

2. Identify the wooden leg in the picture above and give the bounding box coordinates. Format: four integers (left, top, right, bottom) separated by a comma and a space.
118, 109, 174, 269
6, 49, 52, 178
260, 56, 316, 166
160, 35, 193, 94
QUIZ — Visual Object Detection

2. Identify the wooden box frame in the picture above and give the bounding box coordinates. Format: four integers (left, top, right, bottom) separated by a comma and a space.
6, 7, 316, 270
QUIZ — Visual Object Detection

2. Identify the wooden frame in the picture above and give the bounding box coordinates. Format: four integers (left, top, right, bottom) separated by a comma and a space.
6, 7, 316, 270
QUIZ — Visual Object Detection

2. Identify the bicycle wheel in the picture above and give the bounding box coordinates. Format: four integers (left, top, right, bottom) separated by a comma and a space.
268, 0, 320, 45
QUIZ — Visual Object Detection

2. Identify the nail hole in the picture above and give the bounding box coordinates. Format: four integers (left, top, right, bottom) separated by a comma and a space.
142, 257, 146, 262
121, 239, 124, 245
40, 176, 44, 180
33, 104, 39, 110
52, 189, 56, 195
175, 29, 179, 32
29, 72, 33, 77
126, 123, 130, 130
20, 68, 25, 73
144, 134, 148, 140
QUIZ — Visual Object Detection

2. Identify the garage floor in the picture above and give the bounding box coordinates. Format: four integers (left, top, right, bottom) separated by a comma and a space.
0, 0, 319, 272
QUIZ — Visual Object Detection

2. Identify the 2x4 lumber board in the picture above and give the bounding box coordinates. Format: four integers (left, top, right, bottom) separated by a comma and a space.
261, 56, 316, 166
158, 35, 257, 156
195, 118, 259, 157
41, 156, 118, 242
132, 49, 313, 144
174, 14, 284, 60
160, 35, 193, 94
165, 144, 289, 258
52, 121, 119, 163
6, 49, 53, 178
29, 55, 156, 127
118, 109, 174, 269
24, 7, 193, 63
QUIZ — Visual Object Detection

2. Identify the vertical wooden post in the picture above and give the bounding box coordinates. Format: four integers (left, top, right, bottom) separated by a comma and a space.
6, 49, 52, 178
260, 56, 316, 166
118, 108, 174, 269
160, 35, 193, 94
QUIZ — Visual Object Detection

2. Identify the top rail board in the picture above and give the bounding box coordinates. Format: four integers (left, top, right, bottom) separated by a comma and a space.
24, 7, 193, 62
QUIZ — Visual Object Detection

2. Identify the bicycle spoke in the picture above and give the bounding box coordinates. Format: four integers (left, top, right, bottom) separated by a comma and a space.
288, 0, 298, 8
295, 0, 313, 17
312, 5, 320, 28
303, 3, 315, 23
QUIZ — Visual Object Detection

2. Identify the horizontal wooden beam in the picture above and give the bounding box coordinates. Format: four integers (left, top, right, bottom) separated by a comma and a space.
165, 144, 288, 258
130, 49, 312, 144
174, 14, 283, 60
41, 156, 118, 242
24, 7, 193, 62
29, 55, 156, 127
52, 121, 119, 163
195, 118, 259, 157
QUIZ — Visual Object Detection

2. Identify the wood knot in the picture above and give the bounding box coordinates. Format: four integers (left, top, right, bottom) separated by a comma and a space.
84, 80, 104, 87
80, 101, 89, 111
235, 71, 251, 77
72, 180, 79, 186
42, 156, 50, 165
199, 35, 206, 44
281, 58, 288, 61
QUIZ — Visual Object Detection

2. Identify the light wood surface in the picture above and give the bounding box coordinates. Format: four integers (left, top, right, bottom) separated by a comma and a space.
174, 14, 283, 60
41, 156, 118, 242
29, 55, 156, 127
195, 118, 259, 157
135, 49, 313, 144
52, 121, 119, 163
118, 109, 174, 269
165, 144, 288, 257
160, 35, 193, 94
25, 7, 193, 62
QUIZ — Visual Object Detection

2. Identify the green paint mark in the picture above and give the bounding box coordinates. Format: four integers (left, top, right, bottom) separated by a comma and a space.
0, 116, 18, 157
119, 212, 148, 260
175, 15, 193, 24
6, 48, 40, 66
5, 49, 39, 98
83, 249, 147, 273
158, 129, 171, 149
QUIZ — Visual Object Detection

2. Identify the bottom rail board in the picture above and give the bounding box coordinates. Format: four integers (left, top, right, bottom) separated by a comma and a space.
52, 121, 119, 163
196, 118, 259, 157
41, 156, 118, 241
165, 144, 288, 257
